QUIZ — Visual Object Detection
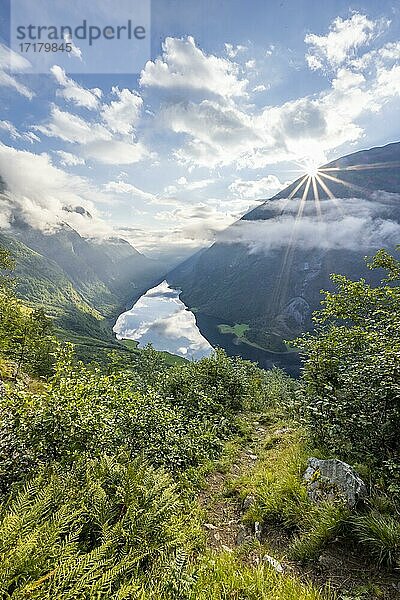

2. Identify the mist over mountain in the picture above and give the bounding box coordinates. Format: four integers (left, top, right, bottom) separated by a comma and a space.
168, 142, 400, 372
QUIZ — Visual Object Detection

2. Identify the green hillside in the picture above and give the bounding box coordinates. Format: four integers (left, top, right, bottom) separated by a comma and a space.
0, 243, 399, 598
0, 225, 164, 362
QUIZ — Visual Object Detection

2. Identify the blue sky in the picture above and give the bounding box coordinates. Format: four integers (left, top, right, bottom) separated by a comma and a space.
0, 0, 399, 262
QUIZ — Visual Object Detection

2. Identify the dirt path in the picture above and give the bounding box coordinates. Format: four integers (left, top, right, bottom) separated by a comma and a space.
197, 415, 400, 599
198, 413, 267, 553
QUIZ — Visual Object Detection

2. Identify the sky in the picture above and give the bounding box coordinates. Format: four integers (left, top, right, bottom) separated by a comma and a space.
0, 0, 399, 263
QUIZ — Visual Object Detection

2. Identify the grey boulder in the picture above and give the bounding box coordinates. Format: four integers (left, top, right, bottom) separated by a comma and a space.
303, 457, 367, 508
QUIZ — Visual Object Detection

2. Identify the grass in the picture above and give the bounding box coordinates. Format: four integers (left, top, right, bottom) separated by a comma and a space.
121, 339, 188, 365
352, 511, 400, 568
218, 323, 250, 338
189, 551, 327, 600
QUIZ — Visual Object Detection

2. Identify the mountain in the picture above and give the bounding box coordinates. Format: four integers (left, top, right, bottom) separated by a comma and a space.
168, 142, 400, 374
0, 220, 163, 361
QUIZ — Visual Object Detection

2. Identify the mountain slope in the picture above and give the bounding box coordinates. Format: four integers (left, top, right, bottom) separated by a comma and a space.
168, 141, 400, 373
0, 222, 163, 361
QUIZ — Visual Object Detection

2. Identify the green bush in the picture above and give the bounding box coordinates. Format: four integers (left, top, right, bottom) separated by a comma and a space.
296, 248, 400, 482
0, 248, 54, 378
0, 346, 267, 491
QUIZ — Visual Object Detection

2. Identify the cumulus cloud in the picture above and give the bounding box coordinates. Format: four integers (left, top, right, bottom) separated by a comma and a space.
218, 194, 400, 253
103, 180, 157, 202
36, 105, 148, 165
0, 43, 34, 99
137, 16, 400, 170
55, 150, 85, 166
51, 66, 101, 109
100, 87, 143, 134
35, 105, 110, 144
225, 43, 248, 59
0, 120, 39, 143
164, 176, 215, 196
140, 36, 248, 99
0, 143, 112, 237
305, 13, 388, 71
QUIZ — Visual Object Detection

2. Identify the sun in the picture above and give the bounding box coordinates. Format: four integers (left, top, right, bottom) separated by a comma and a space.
303, 160, 320, 178
305, 164, 319, 177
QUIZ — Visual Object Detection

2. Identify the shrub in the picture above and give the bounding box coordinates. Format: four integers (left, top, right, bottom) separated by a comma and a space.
296, 248, 400, 481
0, 346, 262, 491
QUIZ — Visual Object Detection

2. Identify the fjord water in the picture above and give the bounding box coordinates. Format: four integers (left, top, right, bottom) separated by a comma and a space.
114, 280, 301, 375
113, 281, 213, 360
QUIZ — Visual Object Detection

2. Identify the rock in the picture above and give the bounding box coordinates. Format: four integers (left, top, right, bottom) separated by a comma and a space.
236, 524, 251, 545
204, 523, 217, 530
242, 494, 255, 510
248, 454, 258, 461
303, 457, 367, 508
263, 554, 284, 573
254, 521, 261, 540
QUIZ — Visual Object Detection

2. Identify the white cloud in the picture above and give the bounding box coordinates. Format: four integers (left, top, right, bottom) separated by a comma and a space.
140, 36, 248, 99
225, 43, 248, 59
305, 13, 389, 71
219, 194, 400, 253
104, 180, 157, 202
100, 87, 142, 134
0, 43, 34, 99
148, 16, 400, 170
229, 175, 287, 200
51, 65, 101, 109
36, 105, 110, 144
55, 150, 85, 166
0, 143, 112, 237
36, 105, 148, 165
0, 120, 39, 143
84, 139, 148, 165
253, 84, 268, 92
63, 33, 82, 61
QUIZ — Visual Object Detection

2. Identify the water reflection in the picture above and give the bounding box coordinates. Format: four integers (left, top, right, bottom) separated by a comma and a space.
113, 280, 213, 360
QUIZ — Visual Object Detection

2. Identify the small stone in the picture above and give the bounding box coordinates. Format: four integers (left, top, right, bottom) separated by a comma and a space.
214, 531, 221, 541
242, 494, 256, 510
221, 544, 233, 553
254, 521, 261, 539
204, 523, 217, 530
236, 524, 251, 545
248, 454, 258, 461
263, 554, 284, 573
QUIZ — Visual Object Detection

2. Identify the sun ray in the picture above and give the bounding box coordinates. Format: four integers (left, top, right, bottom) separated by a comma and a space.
319, 161, 400, 173
287, 175, 308, 200
314, 173, 345, 216
314, 173, 335, 200
318, 171, 368, 195
311, 176, 322, 220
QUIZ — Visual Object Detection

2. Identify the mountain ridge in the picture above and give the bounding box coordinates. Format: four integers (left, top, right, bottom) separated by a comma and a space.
167, 141, 400, 373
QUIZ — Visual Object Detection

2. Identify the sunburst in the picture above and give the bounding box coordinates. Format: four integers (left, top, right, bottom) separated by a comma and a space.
269, 157, 400, 311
